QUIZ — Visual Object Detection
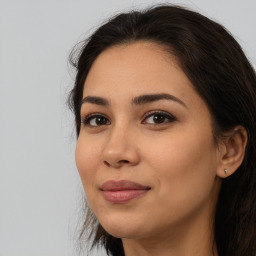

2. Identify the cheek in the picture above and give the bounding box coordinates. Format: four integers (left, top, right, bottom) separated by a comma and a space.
142, 128, 218, 208
75, 135, 100, 192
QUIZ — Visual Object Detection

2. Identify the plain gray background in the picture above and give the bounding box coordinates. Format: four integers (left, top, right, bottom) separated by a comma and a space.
0, 0, 255, 255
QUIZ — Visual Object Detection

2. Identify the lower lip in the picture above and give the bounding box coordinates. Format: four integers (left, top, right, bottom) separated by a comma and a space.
102, 189, 149, 203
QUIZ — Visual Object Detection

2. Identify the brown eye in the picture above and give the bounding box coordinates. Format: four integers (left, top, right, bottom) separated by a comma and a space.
83, 114, 110, 127
95, 116, 108, 125
152, 114, 166, 123
143, 111, 176, 125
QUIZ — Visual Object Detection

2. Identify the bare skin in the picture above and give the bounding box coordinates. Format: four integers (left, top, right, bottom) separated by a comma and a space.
76, 41, 247, 256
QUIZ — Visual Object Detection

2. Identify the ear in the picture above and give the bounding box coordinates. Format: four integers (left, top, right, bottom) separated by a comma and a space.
216, 126, 247, 178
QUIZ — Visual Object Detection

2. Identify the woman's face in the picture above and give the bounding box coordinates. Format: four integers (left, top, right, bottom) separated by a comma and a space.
76, 42, 222, 240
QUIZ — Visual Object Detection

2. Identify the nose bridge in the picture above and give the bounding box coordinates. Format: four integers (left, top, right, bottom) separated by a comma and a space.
101, 120, 139, 167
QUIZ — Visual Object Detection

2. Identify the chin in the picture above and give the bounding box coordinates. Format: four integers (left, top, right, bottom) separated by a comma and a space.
98, 214, 146, 239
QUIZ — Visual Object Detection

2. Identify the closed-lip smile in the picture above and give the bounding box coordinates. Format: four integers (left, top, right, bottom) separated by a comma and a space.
100, 180, 151, 203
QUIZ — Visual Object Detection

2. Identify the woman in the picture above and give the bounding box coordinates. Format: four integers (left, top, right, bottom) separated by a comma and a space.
68, 4, 256, 256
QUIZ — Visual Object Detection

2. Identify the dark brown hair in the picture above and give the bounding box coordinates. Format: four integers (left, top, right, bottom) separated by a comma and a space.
68, 4, 256, 256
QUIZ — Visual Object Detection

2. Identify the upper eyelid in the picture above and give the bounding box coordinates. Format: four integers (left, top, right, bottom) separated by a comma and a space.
142, 110, 176, 120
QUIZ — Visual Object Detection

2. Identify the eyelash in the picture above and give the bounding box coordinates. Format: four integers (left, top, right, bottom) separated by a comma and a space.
81, 110, 176, 128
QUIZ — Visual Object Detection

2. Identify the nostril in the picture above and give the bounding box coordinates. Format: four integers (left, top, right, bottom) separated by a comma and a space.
103, 159, 130, 167
119, 160, 130, 164
104, 161, 111, 167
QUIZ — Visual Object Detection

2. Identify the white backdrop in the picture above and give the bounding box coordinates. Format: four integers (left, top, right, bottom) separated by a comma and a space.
0, 0, 255, 256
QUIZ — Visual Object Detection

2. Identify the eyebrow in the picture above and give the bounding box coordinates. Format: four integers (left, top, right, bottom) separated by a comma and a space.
81, 93, 187, 108
132, 93, 187, 107
81, 96, 108, 106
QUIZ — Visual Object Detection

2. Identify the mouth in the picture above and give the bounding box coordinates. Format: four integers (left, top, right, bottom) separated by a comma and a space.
100, 180, 151, 204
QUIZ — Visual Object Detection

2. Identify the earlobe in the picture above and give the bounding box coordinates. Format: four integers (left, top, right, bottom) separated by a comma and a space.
216, 126, 247, 178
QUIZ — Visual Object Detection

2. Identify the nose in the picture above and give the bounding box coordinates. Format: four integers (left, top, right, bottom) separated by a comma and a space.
101, 127, 140, 168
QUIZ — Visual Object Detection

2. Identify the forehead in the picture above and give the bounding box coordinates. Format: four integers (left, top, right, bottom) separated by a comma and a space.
82, 41, 199, 107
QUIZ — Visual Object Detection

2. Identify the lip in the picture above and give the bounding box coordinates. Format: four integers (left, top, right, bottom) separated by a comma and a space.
101, 180, 151, 203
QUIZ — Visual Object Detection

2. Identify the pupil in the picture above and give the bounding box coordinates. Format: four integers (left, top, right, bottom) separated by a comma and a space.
96, 116, 107, 125
153, 114, 165, 123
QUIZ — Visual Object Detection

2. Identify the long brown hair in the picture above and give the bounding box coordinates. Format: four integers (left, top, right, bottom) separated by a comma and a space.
68, 4, 256, 256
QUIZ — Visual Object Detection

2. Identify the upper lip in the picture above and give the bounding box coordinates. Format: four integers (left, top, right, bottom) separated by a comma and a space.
101, 180, 151, 191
